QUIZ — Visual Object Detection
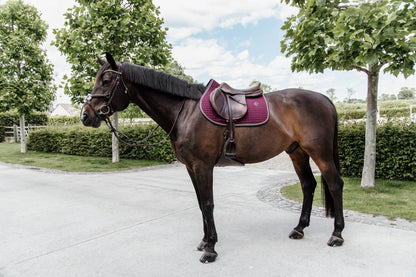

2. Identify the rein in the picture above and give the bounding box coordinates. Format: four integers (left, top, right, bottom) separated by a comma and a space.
104, 101, 185, 147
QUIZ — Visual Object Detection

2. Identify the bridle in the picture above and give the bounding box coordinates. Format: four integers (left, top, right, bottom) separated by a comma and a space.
83, 63, 185, 148
84, 64, 129, 119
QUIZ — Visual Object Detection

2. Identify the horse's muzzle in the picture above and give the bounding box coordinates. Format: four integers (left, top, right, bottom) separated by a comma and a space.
80, 107, 101, 128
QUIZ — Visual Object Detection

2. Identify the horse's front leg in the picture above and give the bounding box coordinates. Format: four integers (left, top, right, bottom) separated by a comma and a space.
186, 165, 218, 263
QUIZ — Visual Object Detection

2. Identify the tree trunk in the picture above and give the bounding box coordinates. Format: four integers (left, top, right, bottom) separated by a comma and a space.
361, 68, 379, 188
112, 112, 120, 163
19, 115, 27, 153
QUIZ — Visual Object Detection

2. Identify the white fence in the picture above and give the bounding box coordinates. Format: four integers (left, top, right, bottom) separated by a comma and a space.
411, 105, 416, 123
3, 125, 47, 143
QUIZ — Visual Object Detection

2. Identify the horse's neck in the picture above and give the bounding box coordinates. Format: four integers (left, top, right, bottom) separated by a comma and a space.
128, 86, 185, 133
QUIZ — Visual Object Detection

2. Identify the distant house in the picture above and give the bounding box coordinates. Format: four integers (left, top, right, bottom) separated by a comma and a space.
50, 103, 78, 116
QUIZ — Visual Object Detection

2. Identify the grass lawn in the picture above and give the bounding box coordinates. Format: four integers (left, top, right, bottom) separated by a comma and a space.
281, 177, 416, 221
0, 143, 166, 172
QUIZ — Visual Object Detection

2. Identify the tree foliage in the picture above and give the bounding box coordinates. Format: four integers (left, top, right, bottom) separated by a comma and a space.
325, 88, 337, 102
398, 87, 415, 100
281, 0, 416, 77
249, 80, 273, 93
53, 0, 173, 104
0, 0, 55, 116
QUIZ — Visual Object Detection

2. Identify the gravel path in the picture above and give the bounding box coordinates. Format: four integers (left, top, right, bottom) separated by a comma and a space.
248, 154, 416, 232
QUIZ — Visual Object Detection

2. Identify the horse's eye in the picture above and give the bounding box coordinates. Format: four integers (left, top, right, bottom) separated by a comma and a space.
102, 79, 111, 85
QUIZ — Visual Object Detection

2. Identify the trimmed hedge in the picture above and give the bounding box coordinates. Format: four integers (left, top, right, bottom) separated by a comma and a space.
25, 120, 416, 180
27, 125, 176, 163
337, 107, 412, 121
48, 116, 80, 126
338, 110, 366, 121
339, 121, 416, 181
0, 112, 48, 142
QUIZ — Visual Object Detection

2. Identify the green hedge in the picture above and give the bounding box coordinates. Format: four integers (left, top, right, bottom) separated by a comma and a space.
338, 110, 367, 121
0, 112, 48, 142
47, 116, 80, 126
339, 121, 416, 181
337, 107, 411, 121
25, 120, 416, 180
27, 125, 176, 163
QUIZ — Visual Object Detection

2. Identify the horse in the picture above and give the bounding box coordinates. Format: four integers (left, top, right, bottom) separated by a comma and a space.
81, 53, 344, 263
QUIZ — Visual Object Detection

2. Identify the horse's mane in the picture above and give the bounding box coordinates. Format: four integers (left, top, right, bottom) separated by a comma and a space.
122, 62, 205, 100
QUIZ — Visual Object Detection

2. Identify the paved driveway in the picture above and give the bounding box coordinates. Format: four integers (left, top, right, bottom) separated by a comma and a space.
0, 158, 415, 277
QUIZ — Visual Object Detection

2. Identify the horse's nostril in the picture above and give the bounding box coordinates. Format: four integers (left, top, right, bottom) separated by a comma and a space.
81, 111, 88, 123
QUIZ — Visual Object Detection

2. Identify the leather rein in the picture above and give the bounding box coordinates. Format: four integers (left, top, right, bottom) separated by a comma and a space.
84, 64, 184, 147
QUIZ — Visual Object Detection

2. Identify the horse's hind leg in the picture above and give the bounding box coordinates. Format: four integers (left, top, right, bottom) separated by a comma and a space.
287, 147, 317, 240
316, 161, 345, 246
186, 165, 218, 263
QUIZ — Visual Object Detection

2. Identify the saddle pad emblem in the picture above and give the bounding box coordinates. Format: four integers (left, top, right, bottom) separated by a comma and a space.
200, 80, 270, 127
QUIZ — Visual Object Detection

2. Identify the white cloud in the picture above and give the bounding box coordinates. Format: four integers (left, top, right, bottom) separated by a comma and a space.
153, 0, 292, 41
173, 37, 416, 101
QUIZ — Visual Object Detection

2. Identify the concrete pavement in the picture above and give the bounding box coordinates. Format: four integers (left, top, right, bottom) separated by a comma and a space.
0, 157, 415, 277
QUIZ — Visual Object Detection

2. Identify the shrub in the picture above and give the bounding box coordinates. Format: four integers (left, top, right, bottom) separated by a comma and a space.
48, 116, 80, 126
25, 119, 416, 180
27, 124, 176, 163
339, 121, 416, 181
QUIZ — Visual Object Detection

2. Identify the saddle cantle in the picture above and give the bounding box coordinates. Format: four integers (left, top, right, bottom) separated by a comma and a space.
209, 82, 263, 121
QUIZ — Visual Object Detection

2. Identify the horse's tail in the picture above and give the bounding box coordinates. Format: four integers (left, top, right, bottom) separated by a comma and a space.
321, 114, 341, 218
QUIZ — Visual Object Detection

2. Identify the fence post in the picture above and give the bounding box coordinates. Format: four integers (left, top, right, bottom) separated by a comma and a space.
20, 115, 27, 153
13, 124, 18, 143
112, 112, 120, 163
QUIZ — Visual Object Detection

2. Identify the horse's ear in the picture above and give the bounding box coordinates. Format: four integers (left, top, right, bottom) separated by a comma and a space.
96, 55, 106, 66
106, 52, 117, 70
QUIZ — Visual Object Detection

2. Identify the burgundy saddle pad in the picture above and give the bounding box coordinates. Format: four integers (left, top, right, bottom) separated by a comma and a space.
199, 79, 269, 126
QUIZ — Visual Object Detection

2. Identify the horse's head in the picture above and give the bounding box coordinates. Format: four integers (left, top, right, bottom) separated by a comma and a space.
80, 53, 130, 127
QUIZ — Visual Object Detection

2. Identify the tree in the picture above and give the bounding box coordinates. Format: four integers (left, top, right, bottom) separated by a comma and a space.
53, 0, 172, 104
281, 0, 416, 187
345, 88, 355, 103
0, 0, 55, 153
250, 80, 274, 93
379, 93, 396, 101
53, 0, 173, 162
325, 88, 337, 102
164, 60, 196, 84
398, 87, 415, 100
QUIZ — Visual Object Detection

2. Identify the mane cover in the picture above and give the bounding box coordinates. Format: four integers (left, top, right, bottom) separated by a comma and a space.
122, 62, 205, 100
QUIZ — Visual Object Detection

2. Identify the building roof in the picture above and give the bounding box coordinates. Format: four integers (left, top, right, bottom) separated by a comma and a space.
50, 103, 79, 116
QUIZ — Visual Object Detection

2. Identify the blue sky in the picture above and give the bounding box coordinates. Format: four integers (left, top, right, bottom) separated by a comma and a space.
192, 17, 284, 64
3, 0, 415, 104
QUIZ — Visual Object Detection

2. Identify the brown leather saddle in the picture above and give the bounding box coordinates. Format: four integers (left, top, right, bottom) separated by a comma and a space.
209, 82, 263, 159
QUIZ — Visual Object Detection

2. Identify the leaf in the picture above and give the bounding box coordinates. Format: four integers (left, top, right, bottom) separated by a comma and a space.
364, 33, 374, 44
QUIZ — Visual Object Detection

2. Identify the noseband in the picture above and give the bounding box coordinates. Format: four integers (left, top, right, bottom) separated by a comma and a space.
84, 64, 128, 119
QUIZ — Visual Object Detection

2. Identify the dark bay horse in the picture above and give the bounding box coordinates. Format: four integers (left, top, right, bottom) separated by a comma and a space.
81, 53, 344, 263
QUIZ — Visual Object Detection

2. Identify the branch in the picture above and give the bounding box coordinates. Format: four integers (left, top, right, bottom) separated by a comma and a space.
350, 66, 369, 74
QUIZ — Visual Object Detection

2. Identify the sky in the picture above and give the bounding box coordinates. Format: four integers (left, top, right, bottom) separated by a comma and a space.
2, 0, 415, 104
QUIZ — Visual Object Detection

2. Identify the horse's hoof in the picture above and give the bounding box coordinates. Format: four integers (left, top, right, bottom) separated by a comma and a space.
327, 235, 344, 247
197, 240, 208, 251
199, 250, 218, 263
289, 229, 304, 240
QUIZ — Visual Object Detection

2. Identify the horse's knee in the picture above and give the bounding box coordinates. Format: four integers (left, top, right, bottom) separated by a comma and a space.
201, 200, 214, 214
